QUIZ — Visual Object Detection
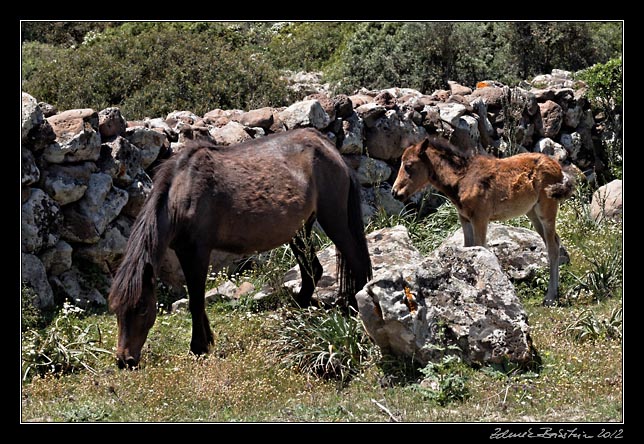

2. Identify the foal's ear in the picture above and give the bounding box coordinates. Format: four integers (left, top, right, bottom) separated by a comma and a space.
419, 138, 430, 154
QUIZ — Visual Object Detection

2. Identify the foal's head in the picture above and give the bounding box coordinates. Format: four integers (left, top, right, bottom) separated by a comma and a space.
392, 138, 432, 201
109, 263, 158, 369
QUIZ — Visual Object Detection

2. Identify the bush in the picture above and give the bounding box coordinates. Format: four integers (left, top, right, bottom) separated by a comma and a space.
270, 307, 375, 384
22, 23, 292, 120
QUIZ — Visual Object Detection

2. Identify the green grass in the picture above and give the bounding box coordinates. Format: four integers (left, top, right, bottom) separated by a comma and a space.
21, 190, 623, 423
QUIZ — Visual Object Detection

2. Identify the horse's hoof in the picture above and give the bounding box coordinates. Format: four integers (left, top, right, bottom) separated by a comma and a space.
542, 298, 557, 307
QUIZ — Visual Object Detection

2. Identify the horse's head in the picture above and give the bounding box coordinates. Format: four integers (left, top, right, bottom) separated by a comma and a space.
392, 138, 431, 201
109, 263, 158, 369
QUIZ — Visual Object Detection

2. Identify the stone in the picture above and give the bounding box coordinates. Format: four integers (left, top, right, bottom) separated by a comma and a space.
559, 132, 583, 161
237, 107, 274, 130
338, 114, 364, 155
348, 93, 374, 108
22, 92, 44, 143
209, 121, 252, 146
22, 149, 40, 187
283, 225, 422, 307
333, 94, 353, 119
125, 127, 166, 169
356, 242, 537, 368
448, 80, 472, 96
437, 102, 468, 126
49, 267, 107, 309
356, 156, 392, 186
121, 173, 153, 219
73, 224, 128, 273
590, 180, 622, 223
40, 162, 97, 206
441, 223, 569, 281
98, 107, 127, 139
43, 109, 101, 163
22, 253, 54, 308
278, 100, 331, 130
306, 93, 336, 121
355, 103, 387, 128
101, 136, 143, 188
22, 188, 62, 254
537, 100, 564, 139
364, 110, 427, 161
469, 86, 505, 109
534, 138, 567, 163
38, 240, 73, 276
59, 173, 129, 244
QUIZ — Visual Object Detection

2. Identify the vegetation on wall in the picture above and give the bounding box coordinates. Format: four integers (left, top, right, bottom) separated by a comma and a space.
21, 21, 622, 120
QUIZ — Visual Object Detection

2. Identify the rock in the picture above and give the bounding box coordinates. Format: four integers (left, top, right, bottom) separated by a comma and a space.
38, 240, 73, 276
441, 223, 569, 281
22, 149, 40, 187
469, 86, 505, 109
21, 253, 54, 308
125, 127, 166, 169
355, 103, 387, 128
534, 138, 567, 163
333, 94, 354, 119
100, 136, 144, 188
348, 93, 374, 108
43, 109, 102, 163
278, 100, 331, 130
59, 173, 129, 244
306, 93, 336, 121
38, 102, 58, 118
537, 100, 563, 139
356, 242, 537, 368
283, 225, 422, 307
590, 180, 622, 223
166, 110, 200, 125
209, 121, 252, 146
356, 156, 392, 186
39, 162, 97, 206
338, 114, 364, 154
238, 107, 274, 130
98, 107, 127, 139
564, 103, 583, 128
73, 223, 128, 273
49, 267, 107, 309
121, 173, 153, 219
374, 90, 397, 110
364, 110, 427, 161
559, 132, 583, 162
22, 188, 62, 254
451, 114, 481, 151
22, 92, 44, 144
448, 80, 473, 96
437, 102, 468, 126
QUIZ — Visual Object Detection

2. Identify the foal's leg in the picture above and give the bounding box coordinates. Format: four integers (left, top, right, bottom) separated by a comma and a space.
458, 214, 475, 247
533, 200, 562, 306
289, 218, 323, 308
528, 207, 569, 265
469, 216, 490, 247
175, 244, 214, 355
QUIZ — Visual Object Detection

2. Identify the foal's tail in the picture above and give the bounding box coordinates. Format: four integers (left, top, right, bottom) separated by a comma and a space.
108, 164, 174, 316
545, 165, 577, 201
337, 175, 373, 304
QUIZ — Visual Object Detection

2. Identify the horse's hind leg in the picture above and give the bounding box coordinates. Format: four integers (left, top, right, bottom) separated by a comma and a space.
531, 200, 562, 306
458, 214, 475, 247
175, 244, 214, 355
289, 217, 323, 308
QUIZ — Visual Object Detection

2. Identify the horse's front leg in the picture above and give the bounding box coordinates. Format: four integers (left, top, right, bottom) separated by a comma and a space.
175, 245, 214, 355
459, 214, 475, 247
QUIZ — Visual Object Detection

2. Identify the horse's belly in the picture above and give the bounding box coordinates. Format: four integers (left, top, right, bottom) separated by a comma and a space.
490, 196, 537, 221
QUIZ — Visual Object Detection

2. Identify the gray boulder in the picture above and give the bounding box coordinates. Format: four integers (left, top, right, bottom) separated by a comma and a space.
591, 179, 622, 223
38, 240, 73, 277
22, 188, 62, 254
338, 114, 364, 155
125, 127, 166, 169
42, 109, 102, 163
49, 267, 107, 308
278, 99, 331, 130
98, 107, 127, 139
39, 162, 97, 206
22, 149, 40, 187
73, 223, 129, 273
441, 223, 569, 282
356, 156, 392, 186
21, 253, 54, 308
59, 173, 129, 244
364, 110, 427, 161
209, 121, 252, 146
22, 92, 44, 143
356, 243, 537, 368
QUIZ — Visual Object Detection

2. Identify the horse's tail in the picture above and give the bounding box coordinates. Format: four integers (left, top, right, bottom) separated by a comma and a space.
545, 164, 577, 200
108, 163, 174, 316
337, 174, 373, 304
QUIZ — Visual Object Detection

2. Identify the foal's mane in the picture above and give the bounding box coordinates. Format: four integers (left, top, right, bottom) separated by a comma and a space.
425, 135, 472, 170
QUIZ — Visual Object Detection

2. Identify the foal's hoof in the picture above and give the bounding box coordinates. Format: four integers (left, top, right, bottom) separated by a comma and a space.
190, 342, 210, 356
542, 298, 558, 307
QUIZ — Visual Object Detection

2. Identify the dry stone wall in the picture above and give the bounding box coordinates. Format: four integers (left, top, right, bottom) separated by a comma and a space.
21, 69, 607, 309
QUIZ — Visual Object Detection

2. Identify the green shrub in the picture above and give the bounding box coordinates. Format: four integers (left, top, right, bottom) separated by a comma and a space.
566, 307, 622, 342
270, 307, 375, 384
411, 345, 470, 406
21, 301, 112, 381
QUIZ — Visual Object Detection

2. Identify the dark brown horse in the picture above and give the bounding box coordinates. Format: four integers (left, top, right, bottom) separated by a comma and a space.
392, 137, 575, 306
108, 128, 372, 368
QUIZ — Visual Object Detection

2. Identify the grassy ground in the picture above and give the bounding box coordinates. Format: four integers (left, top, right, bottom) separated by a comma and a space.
20, 189, 623, 424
